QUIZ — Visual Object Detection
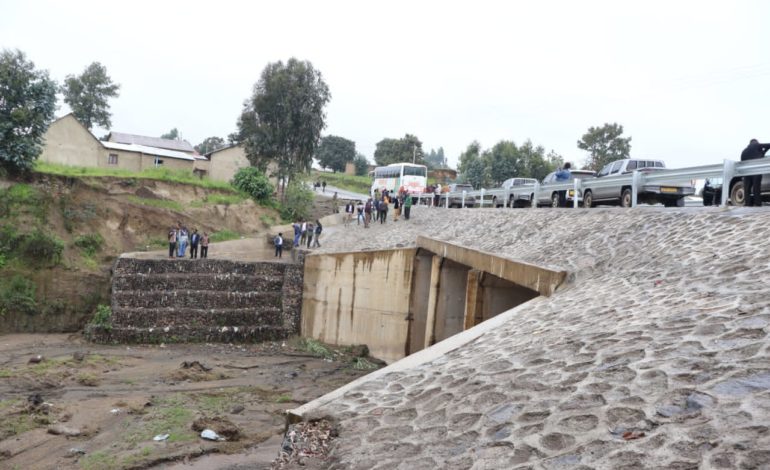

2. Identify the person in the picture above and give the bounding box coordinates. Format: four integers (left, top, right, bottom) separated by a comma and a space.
554, 162, 572, 181
306, 222, 315, 248
313, 220, 322, 247
344, 200, 354, 226
379, 196, 389, 224
200, 232, 209, 258
364, 199, 372, 228
167, 226, 177, 258
274, 232, 283, 258
293, 221, 301, 248
740, 139, 770, 206
332, 191, 339, 213
314, 180, 320, 192
434, 184, 442, 207
189, 228, 200, 259
300, 220, 308, 246
177, 227, 189, 258
403, 192, 412, 220
356, 200, 364, 225
322, 180, 327, 193
393, 195, 401, 221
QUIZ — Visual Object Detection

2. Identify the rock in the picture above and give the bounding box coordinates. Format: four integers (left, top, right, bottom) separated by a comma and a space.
28, 355, 44, 364
192, 416, 241, 440
67, 447, 86, 457
200, 429, 224, 441
230, 405, 245, 415
180, 360, 211, 372
48, 425, 82, 437
27, 393, 44, 406
72, 351, 86, 362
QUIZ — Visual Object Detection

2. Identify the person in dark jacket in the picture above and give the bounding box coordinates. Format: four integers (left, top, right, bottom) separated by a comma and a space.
740, 139, 770, 206
189, 228, 200, 259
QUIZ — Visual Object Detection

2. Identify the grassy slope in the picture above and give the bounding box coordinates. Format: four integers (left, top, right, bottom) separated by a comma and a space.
311, 170, 371, 194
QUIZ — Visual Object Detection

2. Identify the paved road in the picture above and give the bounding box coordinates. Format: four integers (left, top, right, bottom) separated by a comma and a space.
313, 184, 369, 202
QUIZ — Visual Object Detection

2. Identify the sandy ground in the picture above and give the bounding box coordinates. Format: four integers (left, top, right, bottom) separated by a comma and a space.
295, 205, 770, 469
0, 334, 378, 470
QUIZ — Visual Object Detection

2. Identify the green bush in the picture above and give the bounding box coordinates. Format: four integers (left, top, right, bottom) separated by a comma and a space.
18, 229, 64, 266
0, 275, 37, 316
280, 180, 314, 221
74, 233, 104, 257
231, 167, 274, 202
90, 304, 111, 328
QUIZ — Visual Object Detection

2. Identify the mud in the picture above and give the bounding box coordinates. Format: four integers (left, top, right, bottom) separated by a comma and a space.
0, 334, 377, 470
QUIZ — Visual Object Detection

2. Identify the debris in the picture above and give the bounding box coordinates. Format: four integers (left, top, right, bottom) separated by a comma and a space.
274, 420, 336, 467
110, 408, 121, 414
28, 355, 44, 364
180, 360, 212, 372
67, 447, 86, 457
153, 433, 170, 441
622, 431, 646, 440
200, 429, 225, 441
230, 405, 245, 415
28, 393, 44, 407
192, 416, 241, 440
72, 351, 86, 362
48, 424, 82, 437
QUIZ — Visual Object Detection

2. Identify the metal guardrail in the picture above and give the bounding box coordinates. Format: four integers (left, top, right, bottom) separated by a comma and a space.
429, 157, 770, 208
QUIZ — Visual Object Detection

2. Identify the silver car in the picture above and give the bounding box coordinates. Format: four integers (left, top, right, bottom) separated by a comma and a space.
536, 170, 596, 207
493, 178, 538, 207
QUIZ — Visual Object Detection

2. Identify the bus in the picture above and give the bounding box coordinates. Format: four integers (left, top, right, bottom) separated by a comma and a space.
370, 163, 428, 196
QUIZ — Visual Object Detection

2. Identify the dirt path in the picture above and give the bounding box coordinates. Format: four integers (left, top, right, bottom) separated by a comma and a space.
0, 334, 379, 470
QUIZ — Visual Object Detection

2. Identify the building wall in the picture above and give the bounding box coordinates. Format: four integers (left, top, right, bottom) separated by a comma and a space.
139, 154, 192, 172
39, 115, 102, 167
302, 249, 417, 364
209, 145, 279, 187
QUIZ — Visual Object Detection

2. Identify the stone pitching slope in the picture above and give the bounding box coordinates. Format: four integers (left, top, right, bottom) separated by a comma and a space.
311, 206, 770, 470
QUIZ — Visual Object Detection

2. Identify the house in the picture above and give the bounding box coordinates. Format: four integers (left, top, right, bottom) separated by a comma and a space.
39, 114, 209, 174
206, 144, 279, 186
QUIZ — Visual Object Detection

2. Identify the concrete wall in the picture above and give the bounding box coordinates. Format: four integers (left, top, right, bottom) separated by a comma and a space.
433, 259, 470, 343
39, 115, 102, 167
302, 249, 416, 364
407, 250, 433, 355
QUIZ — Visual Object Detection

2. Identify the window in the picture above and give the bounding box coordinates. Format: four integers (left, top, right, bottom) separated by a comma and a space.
108, 153, 118, 165
154, 158, 164, 167
654, 161, 664, 168
626, 160, 637, 170
598, 164, 612, 177
610, 161, 623, 174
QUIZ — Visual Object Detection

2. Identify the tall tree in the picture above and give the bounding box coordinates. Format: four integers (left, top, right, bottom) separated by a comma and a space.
464, 157, 488, 189
373, 134, 424, 166
577, 122, 631, 171
353, 153, 370, 176
161, 128, 180, 140
424, 147, 447, 169
0, 49, 57, 174
484, 140, 523, 186
457, 141, 482, 176
238, 58, 330, 196
316, 135, 356, 172
61, 62, 120, 130
195, 136, 225, 154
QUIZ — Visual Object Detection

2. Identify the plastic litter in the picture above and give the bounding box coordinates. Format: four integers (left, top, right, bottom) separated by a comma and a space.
110, 408, 121, 414
153, 433, 170, 441
200, 429, 225, 441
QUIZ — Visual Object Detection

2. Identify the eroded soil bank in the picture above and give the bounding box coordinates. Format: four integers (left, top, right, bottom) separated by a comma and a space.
0, 334, 379, 470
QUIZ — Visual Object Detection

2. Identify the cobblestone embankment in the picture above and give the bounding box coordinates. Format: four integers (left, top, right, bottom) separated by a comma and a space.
306, 205, 770, 469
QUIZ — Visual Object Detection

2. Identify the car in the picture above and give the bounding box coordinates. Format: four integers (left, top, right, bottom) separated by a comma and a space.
581, 159, 695, 208
491, 178, 538, 208
536, 170, 596, 207
706, 170, 770, 206
440, 183, 476, 208
702, 178, 723, 206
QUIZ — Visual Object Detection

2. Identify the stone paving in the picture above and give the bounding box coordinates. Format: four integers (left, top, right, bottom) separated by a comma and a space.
305, 205, 770, 469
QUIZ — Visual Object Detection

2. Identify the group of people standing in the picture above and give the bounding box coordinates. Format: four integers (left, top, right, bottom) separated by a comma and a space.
343, 188, 413, 228
168, 223, 209, 259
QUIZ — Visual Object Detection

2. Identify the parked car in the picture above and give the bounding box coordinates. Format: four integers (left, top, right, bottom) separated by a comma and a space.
440, 183, 476, 208
491, 178, 538, 208
581, 159, 695, 208
702, 178, 723, 206
704, 171, 770, 206
536, 170, 596, 207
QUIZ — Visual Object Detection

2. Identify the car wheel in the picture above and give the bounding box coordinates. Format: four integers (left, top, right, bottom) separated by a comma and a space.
551, 193, 561, 208
730, 181, 745, 206
620, 189, 632, 208
583, 191, 594, 208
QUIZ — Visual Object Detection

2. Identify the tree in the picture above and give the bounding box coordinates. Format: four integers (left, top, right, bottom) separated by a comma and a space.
457, 141, 482, 176
195, 136, 225, 155
316, 135, 356, 172
61, 62, 120, 130
237, 58, 330, 198
161, 128, 180, 140
353, 153, 369, 176
484, 140, 523, 186
577, 123, 631, 171
464, 158, 488, 189
231, 167, 274, 202
424, 147, 447, 169
373, 134, 424, 166
0, 49, 57, 174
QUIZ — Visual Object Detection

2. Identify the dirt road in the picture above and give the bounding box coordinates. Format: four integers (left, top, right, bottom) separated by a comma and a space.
0, 334, 379, 470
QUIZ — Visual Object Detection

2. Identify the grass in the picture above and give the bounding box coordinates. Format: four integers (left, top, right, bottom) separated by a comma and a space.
127, 196, 184, 211
312, 170, 371, 195
275, 394, 292, 403
209, 229, 241, 243
298, 338, 335, 360
259, 213, 277, 227
35, 162, 237, 192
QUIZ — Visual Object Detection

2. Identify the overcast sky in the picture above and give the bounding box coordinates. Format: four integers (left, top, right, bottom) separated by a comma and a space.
3, 0, 769, 169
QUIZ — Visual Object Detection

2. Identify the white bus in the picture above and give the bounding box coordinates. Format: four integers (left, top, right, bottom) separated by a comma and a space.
370, 163, 428, 196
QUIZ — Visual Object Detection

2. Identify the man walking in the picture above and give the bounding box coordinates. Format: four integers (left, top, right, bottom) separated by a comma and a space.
741, 139, 770, 206
168, 226, 177, 258
274, 232, 283, 258
189, 228, 200, 259
404, 192, 412, 220
200, 232, 209, 258
313, 220, 322, 247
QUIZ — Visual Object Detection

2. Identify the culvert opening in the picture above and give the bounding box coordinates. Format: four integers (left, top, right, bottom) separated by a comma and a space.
301, 237, 566, 364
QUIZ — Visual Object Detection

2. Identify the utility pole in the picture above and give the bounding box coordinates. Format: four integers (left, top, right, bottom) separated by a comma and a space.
413, 144, 416, 164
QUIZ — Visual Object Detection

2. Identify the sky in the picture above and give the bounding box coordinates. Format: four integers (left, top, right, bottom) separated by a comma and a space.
2, 0, 770, 170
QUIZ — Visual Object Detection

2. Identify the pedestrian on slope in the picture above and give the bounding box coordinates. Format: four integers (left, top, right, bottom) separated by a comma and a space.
300, 220, 308, 246
344, 200, 354, 227
332, 192, 339, 213
434, 184, 442, 208
356, 200, 364, 225
364, 199, 372, 228
379, 196, 389, 224
167, 226, 177, 258
200, 232, 209, 258
274, 232, 284, 258
306, 222, 315, 248
177, 226, 189, 257
403, 192, 412, 220
322, 180, 327, 193
313, 220, 322, 247
393, 195, 401, 221
293, 221, 301, 248
740, 138, 770, 207
189, 228, 200, 259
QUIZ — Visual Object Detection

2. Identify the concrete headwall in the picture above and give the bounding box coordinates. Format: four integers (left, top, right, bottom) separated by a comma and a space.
89, 258, 303, 343
301, 249, 416, 364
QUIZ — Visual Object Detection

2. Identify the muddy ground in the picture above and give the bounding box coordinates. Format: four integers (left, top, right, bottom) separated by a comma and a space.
0, 334, 380, 470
